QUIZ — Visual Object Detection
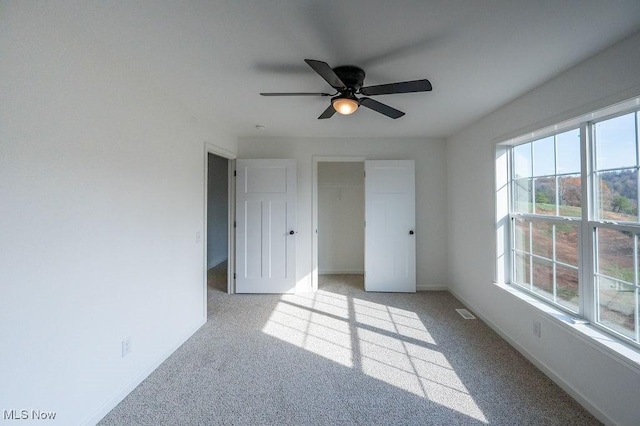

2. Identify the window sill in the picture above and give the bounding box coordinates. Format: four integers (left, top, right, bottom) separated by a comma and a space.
494, 281, 640, 373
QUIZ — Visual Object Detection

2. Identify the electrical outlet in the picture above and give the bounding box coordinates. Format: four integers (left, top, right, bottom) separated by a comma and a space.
122, 337, 132, 358
532, 320, 541, 338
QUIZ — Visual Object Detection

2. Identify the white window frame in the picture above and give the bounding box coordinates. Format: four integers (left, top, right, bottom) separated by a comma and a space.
590, 110, 640, 344
497, 96, 640, 352
509, 127, 583, 314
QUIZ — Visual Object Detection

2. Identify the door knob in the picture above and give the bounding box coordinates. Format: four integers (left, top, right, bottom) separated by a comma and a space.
289, 230, 295, 235
409, 230, 415, 235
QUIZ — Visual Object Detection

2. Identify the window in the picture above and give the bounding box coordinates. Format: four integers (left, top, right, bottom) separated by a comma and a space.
593, 112, 640, 343
510, 129, 581, 313
504, 105, 640, 347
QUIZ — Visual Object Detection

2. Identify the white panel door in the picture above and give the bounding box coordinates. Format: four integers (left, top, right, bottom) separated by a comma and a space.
236, 159, 296, 293
365, 160, 416, 292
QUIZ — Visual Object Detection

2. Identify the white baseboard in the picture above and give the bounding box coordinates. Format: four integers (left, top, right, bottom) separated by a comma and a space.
82, 317, 207, 426
319, 269, 364, 275
417, 284, 448, 291
448, 288, 614, 426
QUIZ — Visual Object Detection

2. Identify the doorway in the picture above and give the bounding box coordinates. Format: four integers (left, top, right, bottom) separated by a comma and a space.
207, 153, 229, 295
313, 157, 417, 293
204, 144, 236, 317
315, 159, 366, 292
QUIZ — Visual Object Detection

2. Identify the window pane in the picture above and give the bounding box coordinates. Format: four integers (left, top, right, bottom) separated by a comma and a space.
595, 112, 637, 170
513, 143, 532, 179
514, 218, 530, 252
533, 136, 555, 177
532, 257, 553, 299
532, 221, 553, 259
534, 177, 556, 215
597, 276, 636, 340
514, 252, 530, 286
596, 170, 638, 222
557, 265, 579, 312
558, 175, 581, 217
556, 129, 581, 174
514, 178, 532, 213
555, 223, 578, 267
597, 227, 634, 284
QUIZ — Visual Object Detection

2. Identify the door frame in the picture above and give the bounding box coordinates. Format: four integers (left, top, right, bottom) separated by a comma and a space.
311, 156, 366, 292
204, 142, 236, 315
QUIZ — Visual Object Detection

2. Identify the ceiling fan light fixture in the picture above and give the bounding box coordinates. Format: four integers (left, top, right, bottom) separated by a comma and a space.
332, 96, 359, 115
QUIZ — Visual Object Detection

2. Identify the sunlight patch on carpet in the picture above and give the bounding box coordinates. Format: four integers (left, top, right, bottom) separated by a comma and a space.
262, 291, 488, 423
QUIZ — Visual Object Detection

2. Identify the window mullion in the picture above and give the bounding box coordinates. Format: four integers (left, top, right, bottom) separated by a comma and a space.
552, 224, 557, 302
509, 149, 516, 286
636, 111, 640, 223
553, 131, 559, 303
529, 221, 533, 292
635, 236, 639, 343
636, 112, 640, 342
580, 122, 594, 321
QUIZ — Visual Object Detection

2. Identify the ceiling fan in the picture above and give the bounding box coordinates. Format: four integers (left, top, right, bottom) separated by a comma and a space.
260, 59, 432, 119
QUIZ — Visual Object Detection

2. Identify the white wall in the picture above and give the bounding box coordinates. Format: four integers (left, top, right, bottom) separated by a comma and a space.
207, 154, 229, 269
237, 137, 447, 292
446, 31, 640, 426
0, 3, 236, 425
318, 162, 364, 274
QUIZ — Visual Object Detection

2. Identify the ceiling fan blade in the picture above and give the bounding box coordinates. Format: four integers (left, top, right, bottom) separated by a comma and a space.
359, 97, 405, 119
260, 92, 333, 96
304, 59, 347, 90
318, 104, 336, 119
360, 79, 432, 96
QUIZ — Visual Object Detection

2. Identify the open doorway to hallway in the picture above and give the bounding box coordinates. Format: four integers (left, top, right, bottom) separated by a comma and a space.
318, 162, 365, 291
207, 153, 229, 306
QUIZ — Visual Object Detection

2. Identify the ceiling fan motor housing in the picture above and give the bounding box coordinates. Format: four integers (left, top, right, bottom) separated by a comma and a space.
333, 65, 366, 91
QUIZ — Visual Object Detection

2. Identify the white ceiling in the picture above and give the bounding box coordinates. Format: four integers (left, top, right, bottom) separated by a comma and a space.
60, 1, 640, 139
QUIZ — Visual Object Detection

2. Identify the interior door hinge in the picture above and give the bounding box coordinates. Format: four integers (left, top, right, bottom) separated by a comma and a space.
233, 273, 236, 279
234, 170, 237, 177
234, 221, 237, 228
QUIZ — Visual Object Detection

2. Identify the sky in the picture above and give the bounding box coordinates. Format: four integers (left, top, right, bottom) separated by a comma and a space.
513, 111, 639, 178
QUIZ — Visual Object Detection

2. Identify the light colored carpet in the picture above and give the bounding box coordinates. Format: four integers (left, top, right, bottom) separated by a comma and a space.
99, 274, 600, 425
